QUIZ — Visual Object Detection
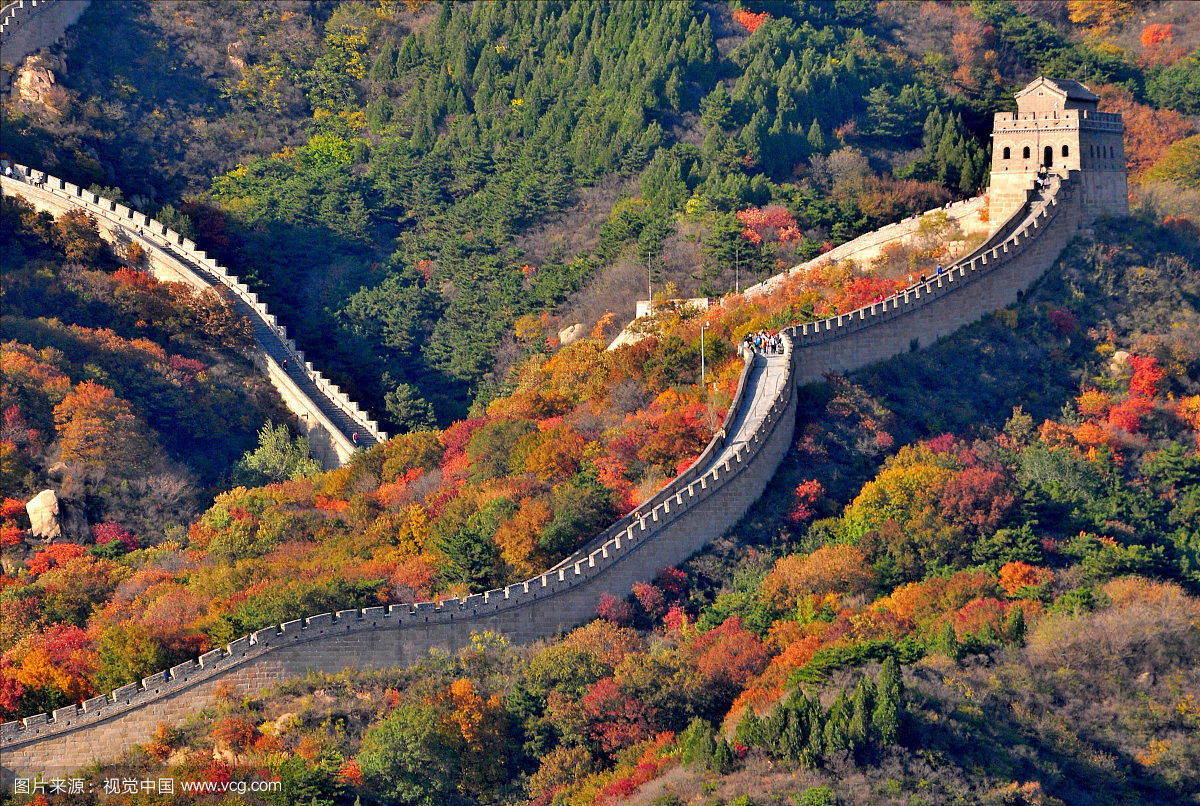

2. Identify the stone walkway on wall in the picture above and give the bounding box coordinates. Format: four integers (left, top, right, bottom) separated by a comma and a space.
705, 351, 790, 470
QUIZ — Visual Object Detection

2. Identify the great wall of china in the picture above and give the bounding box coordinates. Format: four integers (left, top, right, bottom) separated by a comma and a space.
0, 168, 388, 467
0, 0, 1129, 783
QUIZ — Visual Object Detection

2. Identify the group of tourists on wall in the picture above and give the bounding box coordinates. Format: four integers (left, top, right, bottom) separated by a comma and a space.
745, 330, 783, 355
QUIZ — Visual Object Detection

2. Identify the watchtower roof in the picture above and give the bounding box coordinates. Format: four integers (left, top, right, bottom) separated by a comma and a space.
1015, 77, 1100, 113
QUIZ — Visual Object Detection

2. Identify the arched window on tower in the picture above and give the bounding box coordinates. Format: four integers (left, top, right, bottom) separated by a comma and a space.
1003, 147, 1010, 159
1062, 144, 1069, 158
1023, 146, 1030, 159
1044, 145, 1053, 168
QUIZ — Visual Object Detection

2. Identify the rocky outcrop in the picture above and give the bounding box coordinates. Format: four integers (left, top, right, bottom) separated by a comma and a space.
558, 323, 586, 346
14, 53, 65, 114
24, 489, 87, 543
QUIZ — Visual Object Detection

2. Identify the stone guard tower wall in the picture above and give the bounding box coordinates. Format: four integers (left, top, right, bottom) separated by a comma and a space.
989, 76, 1127, 224
0, 77, 1128, 784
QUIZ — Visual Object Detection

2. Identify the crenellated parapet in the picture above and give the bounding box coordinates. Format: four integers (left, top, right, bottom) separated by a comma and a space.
0, 165, 387, 466
0, 77, 1124, 783
1, 334, 798, 780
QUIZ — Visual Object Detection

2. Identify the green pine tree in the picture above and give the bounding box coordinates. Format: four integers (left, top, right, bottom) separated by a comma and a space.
680, 718, 717, 766
735, 709, 764, 748
822, 689, 852, 756
1005, 605, 1027, 644
712, 737, 736, 774
371, 39, 397, 82
873, 657, 903, 746
848, 676, 876, 748
807, 118, 827, 153
932, 621, 961, 662
700, 83, 733, 129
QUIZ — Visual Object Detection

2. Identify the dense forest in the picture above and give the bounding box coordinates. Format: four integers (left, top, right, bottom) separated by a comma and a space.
1, 0, 1199, 804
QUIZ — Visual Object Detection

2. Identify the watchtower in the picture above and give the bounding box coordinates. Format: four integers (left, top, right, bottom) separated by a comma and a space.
988, 77, 1127, 226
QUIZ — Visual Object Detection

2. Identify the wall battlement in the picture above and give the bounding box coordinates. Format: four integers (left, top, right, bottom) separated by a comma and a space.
0, 167, 386, 466
1, 330, 797, 780
0, 75, 1123, 783
0, 170, 1079, 783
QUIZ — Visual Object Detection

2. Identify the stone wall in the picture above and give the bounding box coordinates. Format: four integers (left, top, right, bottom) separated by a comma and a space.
0, 0, 89, 92
0, 173, 1089, 784
741, 194, 992, 302
1, 338, 798, 782
786, 172, 1082, 382
0, 167, 386, 467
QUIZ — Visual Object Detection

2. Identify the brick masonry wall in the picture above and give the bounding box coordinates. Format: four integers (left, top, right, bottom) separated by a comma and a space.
787, 172, 1084, 383
0, 170, 387, 467
0, 344, 797, 781
0, 173, 1086, 784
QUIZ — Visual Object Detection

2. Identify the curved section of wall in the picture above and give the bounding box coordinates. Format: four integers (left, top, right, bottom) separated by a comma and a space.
0, 168, 1088, 785
0, 167, 387, 466
0, 336, 798, 781
784, 173, 1081, 382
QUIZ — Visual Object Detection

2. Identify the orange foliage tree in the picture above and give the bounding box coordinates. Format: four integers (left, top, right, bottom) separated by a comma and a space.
761, 544, 876, 607
999, 561, 1055, 595
53, 381, 156, 469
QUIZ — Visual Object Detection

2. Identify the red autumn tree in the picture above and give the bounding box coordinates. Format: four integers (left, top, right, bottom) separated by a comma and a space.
691, 616, 768, 689
787, 479, 824, 524
582, 676, 655, 755
1128, 355, 1166, 398
939, 466, 1015, 537
733, 9, 770, 34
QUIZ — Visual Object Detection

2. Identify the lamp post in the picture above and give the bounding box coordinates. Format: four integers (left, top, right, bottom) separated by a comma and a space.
647, 247, 653, 316
735, 240, 741, 294
700, 320, 710, 387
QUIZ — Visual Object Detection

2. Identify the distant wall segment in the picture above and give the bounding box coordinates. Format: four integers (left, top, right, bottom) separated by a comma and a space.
786, 172, 1084, 382
0, 0, 88, 88
0, 168, 387, 467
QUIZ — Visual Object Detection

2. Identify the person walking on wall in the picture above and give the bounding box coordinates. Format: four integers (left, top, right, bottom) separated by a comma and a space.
352, 431, 359, 446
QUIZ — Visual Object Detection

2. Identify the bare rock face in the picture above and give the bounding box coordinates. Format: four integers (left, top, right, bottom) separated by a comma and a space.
15, 54, 60, 99
558, 323, 586, 347
226, 42, 246, 71
25, 489, 63, 541
14, 54, 66, 117
24, 489, 88, 543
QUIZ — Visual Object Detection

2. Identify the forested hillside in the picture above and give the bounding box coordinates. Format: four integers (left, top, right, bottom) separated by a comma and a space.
23, 216, 1197, 806
0, 196, 293, 533
12, 0, 1193, 430
0, 194, 968, 723
2, 1, 1200, 804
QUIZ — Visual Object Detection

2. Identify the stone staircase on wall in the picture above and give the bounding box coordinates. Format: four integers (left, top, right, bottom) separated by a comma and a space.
1, 166, 386, 466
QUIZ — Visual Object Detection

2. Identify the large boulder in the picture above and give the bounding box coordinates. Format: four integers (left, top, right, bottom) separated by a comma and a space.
14, 54, 67, 116
25, 489, 87, 543
558, 323, 586, 347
